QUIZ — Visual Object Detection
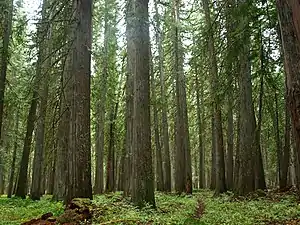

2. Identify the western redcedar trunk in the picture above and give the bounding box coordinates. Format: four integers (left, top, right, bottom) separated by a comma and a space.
276, 0, 300, 190
0, 0, 13, 141
153, 0, 171, 192
236, 2, 256, 194
7, 110, 19, 198
225, 0, 235, 191
127, 0, 155, 207
150, 48, 164, 192
202, 0, 226, 195
64, 0, 93, 203
173, 0, 192, 195
195, 72, 205, 189
30, 0, 50, 200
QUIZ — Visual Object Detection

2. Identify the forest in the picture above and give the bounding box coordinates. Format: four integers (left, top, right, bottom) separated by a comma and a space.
0, 0, 300, 224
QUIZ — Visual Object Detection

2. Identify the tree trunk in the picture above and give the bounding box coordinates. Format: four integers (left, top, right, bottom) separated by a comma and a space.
280, 86, 291, 189
53, 88, 68, 201
271, 92, 283, 188
173, 0, 192, 195
210, 117, 216, 190
123, 0, 134, 196
127, 0, 155, 207
150, 48, 164, 191
277, 16, 291, 189
65, 0, 93, 204
202, 0, 226, 195
225, 0, 234, 190
153, 0, 171, 192
15, 89, 39, 198
276, 0, 300, 191
7, 110, 19, 198
123, 71, 133, 196
30, 0, 50, 200
195, 72, 205, 189
233, 109, 240, 191
106, 102, 118, 192
0, 0, 13, 141
94, 0, 111, 195
236, 1, 256, 194
254, 41, 266, 191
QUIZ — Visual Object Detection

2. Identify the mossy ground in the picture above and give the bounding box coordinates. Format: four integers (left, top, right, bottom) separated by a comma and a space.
0, 190, 299, 224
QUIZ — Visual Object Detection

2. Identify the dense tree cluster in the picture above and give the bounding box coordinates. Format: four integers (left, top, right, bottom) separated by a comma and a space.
0, 0, 299, 207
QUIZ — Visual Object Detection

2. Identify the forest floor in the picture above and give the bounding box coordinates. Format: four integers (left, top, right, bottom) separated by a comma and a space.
0, 189, 300, 225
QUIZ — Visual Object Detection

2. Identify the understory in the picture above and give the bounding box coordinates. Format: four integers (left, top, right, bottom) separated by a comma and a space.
0, 189, 299, 225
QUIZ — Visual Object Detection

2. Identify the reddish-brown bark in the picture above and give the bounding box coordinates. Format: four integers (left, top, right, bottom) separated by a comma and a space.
277, 0, 300, 189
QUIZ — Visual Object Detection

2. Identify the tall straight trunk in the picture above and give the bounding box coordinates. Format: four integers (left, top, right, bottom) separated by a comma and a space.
119, 138, 126, 191
210, 117, 216, 190
150, 48, 164, 191
65, 0, 93, 204
31, 69, 49, 199
47, 151, 55, 195
123, 72, 133, 196
226, 102, 234, 190
7, 110, 19, 198
237, 43, 256, 195
272, 92, 283, 187
53, 1, 76, 202
0, 0, 13, 141
52, 4, 71, 201
276, 0, 300, 190
127, 0, 155, 207
173, 0, 192, 195
254, 31, 266, 191
195, 72, 205, 188
94, 105, 104, 194
202, 0, 226, 195
225, 0, 234, 190
45, 110, 57, 195
280, 86, 291, 188
94, 0, 110, 195
53, 87, 68, 200
106, 102, 118, 192
153, 0, 171, 192
277, 15, 291, 189
15, 89, 39, 198
30, 0, 50, 200
236, 1, 257, 195
153, 104, 164, 191
233, 110, 240, 191
123, 0, 134, 196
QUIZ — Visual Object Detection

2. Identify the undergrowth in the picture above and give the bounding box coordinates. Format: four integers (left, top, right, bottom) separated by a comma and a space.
0, 195, 64, 224
0, 190, 299, 224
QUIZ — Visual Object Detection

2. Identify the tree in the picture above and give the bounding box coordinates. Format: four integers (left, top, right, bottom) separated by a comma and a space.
225, 0, 234, 191
195, 70, 205, 188
0, 0, 13, 141
0, 0, 13, 193
236, 0, 257, 195
7, 109, 19, 198
173, 0, 192, 195
64, 0, 93, 203
202, 0, 226, 195
30, 0, 51, 200
276, 0, 300, 190
153, 0, 171, 192
94, 0, 110, 194
127, 0, 155, 207
150, 48, 164, 191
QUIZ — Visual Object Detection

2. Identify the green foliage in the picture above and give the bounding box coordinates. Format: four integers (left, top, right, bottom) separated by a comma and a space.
91, 191, 299, 224
0, 196, 64, 225
0, 191, 299, 224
